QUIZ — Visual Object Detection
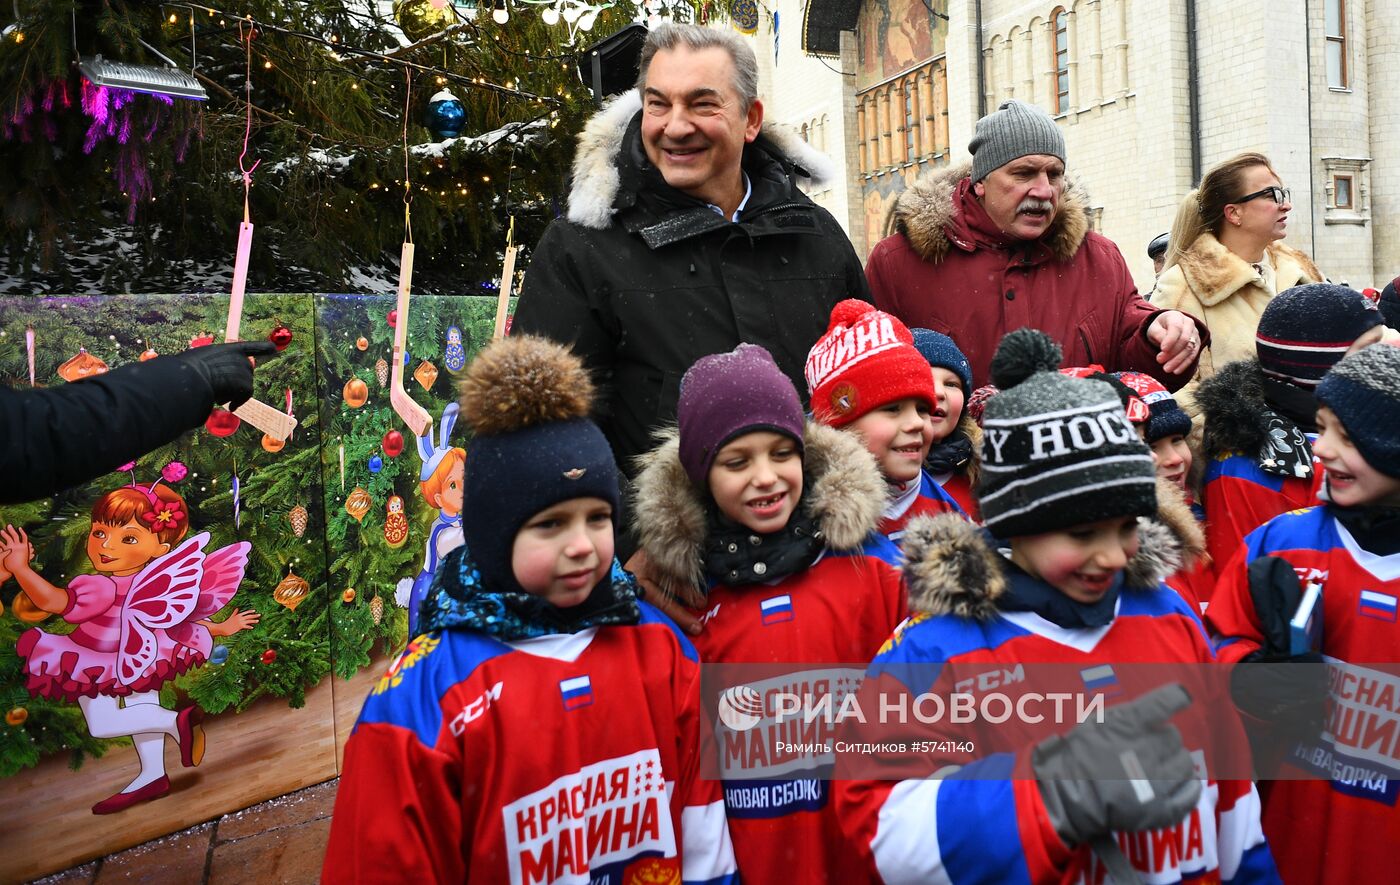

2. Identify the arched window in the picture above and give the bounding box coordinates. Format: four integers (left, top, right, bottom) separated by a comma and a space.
1052, 8, 1069, 113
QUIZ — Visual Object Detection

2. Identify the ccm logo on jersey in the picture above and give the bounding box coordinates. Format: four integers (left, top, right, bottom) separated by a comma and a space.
449, 681, 504, 735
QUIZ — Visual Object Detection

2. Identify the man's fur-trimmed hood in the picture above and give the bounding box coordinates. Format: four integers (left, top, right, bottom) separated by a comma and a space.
631, 421, 887, 596
901, 478, 1204, 620
1173, 232, 1322, 308
891, 161, 1092, 264
566, 89, 837, 230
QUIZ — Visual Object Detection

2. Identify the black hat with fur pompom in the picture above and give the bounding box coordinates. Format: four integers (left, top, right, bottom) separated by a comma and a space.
979, 328, 1157, 538
459, 335, 619, 594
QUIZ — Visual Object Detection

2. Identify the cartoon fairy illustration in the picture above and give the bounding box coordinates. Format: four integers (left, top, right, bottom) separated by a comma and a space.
405, 403, 465, 636
0, 467, 259, 815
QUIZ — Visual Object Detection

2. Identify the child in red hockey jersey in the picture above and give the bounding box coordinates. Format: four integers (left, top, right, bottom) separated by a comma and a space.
1196, 284, 1385, 583
835, 329, 1278, 884
912, 328, 982, 519
631, 343, 906, 884
324, 336, 736, 885
1208, 342, 1400, 884
806, 300, 966, 543
1118, 371, 1213, 611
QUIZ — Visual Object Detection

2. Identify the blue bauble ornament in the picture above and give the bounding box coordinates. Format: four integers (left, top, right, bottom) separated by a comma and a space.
369, 455, 384, 474
210, 644, 230, 666
425, 89, 467, 140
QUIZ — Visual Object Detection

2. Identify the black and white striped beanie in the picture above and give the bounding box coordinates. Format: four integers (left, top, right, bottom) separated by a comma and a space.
1256, 283, 1382, 389
977, 329, 1158, 538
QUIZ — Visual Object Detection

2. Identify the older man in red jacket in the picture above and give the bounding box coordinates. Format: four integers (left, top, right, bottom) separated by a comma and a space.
867, 99, 1206, 389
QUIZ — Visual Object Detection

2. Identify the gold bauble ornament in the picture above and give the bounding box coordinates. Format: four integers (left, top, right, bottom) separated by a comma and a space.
273, 570, 311, 612
345, 487, 372, 522
341, 587, 357, 604
288, 505, 309, 538
262, 433, 286, 454
355, 336, 369, 351
343, 377, 369, 408
5, 707, 27, 727
413, 360, 439, 391
12, 592, 50, 623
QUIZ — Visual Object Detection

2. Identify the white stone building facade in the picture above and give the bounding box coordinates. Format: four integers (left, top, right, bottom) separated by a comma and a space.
799, 0, 1399, 292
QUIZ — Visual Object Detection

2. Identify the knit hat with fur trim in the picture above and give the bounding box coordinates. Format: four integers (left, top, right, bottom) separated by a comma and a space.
1316, 343, 1400, 479
912, 328, 973, 396
1256, 283, 1383, 389
458, 335, 620, 595
978, 329, 1158, 538
677, 344, 805, 487
805, 299, 935, 427
1116, 372, 1192, 443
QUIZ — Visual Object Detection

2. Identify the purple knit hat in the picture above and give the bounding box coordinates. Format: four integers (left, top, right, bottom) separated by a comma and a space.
678, 344, 805, 486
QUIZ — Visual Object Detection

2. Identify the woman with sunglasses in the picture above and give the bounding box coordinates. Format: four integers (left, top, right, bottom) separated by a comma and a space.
1151, 151, 1323, 452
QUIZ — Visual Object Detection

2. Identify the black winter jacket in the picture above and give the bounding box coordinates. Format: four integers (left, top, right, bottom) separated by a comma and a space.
1, 356, 219, 504
513, 90, 868, 475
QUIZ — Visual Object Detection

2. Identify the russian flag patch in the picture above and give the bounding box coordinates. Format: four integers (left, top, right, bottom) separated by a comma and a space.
559, 675, 594, 710
760, 594, 795, 625
1359, 590, 1398, 622
1080, 664, 1121, 696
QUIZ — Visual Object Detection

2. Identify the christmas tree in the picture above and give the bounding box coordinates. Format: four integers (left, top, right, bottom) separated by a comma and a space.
0, 0, 642, 295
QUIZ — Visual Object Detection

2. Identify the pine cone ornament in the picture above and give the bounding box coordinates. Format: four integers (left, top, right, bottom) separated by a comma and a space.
288, 505, 308, 538
375, 358, 389, 388
370, 595, 384, 625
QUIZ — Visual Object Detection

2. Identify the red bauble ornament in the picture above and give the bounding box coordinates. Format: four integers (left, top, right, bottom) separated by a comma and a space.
139, 348, 159, 362
189, 332, 215, 348
382, 430, 405, 458
387, 309, 398, 328
206, 408, 242, 437
269, 323, 293, 351
260, 649, 277, 665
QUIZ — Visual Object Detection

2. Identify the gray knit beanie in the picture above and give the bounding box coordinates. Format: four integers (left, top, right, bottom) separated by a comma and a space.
978, 329, 1158, 538
969, 100, 1066, 183
1316, 343, 1400, 479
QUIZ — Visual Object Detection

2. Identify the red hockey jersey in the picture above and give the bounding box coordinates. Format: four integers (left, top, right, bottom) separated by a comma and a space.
835, 516, 1278, 885
1200, 446, 1324, 602
1207, 505, 1400, 884
324, 604, 738, 885
688, 540, 907, 885
879, 470, 969, 541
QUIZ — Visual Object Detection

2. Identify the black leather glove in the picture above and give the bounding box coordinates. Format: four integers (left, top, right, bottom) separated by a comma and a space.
171, 341, 278, 410
1230, 555, 1329, 725
1033, 684, 1201, 848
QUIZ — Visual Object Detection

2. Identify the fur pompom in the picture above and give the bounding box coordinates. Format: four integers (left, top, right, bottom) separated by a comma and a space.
458, 335, 594, 437
1195, 359, 1268, 459
990, 328, 1062, 390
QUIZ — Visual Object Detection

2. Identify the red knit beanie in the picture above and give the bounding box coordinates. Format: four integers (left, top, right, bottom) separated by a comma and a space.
804, 299, 936, 427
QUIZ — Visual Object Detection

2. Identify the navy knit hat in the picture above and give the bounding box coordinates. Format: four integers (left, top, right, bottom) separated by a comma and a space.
459, 336, 620, 595
1115, 372, 1193, 444
978, 329, 1157, 538
1316, 343, 1400, 479
1256, 283, 1383, 389
1380, 278, 1400, 330
912, 328, 973, 395
678, 344, 805, 486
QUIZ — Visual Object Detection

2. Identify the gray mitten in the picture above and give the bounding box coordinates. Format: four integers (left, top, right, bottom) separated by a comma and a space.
1032, 684, 1202, 848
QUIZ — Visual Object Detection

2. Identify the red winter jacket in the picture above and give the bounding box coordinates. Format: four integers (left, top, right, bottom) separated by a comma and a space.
866, 163, 1207, 389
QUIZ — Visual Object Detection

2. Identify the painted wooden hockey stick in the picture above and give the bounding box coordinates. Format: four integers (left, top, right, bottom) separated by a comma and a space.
389, 240, 432, 437
224, 220, 297, 440
493, 216, 518, 341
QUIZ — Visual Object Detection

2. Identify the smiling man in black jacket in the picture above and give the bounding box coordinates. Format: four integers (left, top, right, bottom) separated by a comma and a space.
513, 23, 868, 476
